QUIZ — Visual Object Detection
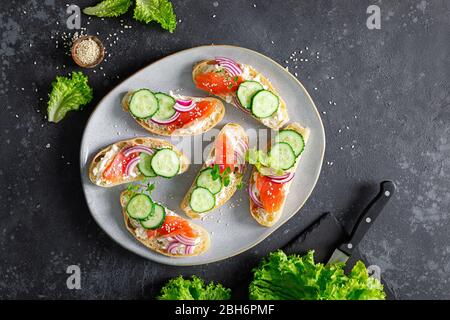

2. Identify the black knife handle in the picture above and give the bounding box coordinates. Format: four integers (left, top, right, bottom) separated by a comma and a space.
338, 181, 396, 256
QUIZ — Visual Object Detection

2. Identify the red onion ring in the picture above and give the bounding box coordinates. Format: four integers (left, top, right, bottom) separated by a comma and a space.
151, 111, 180, 125
174, 234, 198, 246
215, 57, 243, 75
185, 245, 195, 255
176, 99, 193, 106
125, 156, 141, 176
248, 183, 263, 208
232, 96, 250, 113
167, 242, 180, 255
174, 101, 196, 112
123, 145, 154, 157
268, 172, 295, 184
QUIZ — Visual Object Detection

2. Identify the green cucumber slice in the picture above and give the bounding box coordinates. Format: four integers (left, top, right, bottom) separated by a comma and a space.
129, 89, 159, 119
269, 142, 296, 170
237, 81, 264, 109
152, 93, 176, 121
190, 187, 216, 213
151, 149, 180, 178
138, 153, 156, 177
196, 168, 222, 194
276, 130, 305, 156
140, 204, 166, 230
126, 194, 154, 220
251, 90, 279, 118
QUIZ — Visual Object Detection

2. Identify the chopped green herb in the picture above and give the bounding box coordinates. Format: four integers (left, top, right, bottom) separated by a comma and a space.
146, 182, 155, 194
236, 181, 245, 190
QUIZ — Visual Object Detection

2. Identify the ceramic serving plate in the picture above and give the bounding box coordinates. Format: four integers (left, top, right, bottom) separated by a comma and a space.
80, 45, 325, 266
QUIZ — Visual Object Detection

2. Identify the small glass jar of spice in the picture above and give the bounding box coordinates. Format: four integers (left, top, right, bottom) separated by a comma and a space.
71, 35, 105, 68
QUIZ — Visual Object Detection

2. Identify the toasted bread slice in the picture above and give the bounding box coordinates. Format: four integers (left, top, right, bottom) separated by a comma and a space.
89, 137, 189, 187
192, 59, 289, 130
180, 123, 249, 219
120, 191, 210, 257
122, 92, 225, 136
249, 123, 310, 227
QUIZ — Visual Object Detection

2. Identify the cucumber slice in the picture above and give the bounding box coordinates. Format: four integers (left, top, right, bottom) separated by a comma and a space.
126, 194, 154, 220
129, 89, 159, 119
152, 93, 176, 121
237, 81, 264, 109
269, 142, 296, 170
276, 130, 305, 156
251, 90, 279, 118
196, 168, 222, 194
138, 153, 156, 177
151, 149, 180, 178
140, 204, 166, 230
190, 187, 216, 213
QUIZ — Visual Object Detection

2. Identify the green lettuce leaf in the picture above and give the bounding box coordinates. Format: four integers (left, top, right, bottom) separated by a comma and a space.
47, 72, 93, 123
157, 276, 231, 300
249, 250, 386, 300
83, 0, 132, 17
134, 0, 177, 33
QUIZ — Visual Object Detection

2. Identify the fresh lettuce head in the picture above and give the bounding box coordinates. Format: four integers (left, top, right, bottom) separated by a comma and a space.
47, 72, 93, 123
83, 0, 132, 17
157, 276, 231, 300
134, 0, 177, 33
249, 250, 386, 300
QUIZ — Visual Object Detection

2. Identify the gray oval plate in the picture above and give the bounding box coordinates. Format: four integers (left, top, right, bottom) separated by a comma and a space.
80, 45, 325, 266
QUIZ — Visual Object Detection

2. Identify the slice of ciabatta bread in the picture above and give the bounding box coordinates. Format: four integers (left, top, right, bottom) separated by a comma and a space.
180, 123, 249, 219
192, 59, 289, 130
120, 191, 210, 257
122, 92, 225, 136
89, 137, 189, 188
249, 122, 310, 227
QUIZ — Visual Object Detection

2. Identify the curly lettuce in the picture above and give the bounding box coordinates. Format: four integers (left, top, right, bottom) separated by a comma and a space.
83, 0, 132, 17
249, 250, 386, 300
157, 276, 231, 300
47, 72, 93, 123
134, 0, 177, 33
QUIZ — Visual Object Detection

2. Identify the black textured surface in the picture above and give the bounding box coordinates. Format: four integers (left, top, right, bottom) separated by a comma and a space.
1, 0, 449, 299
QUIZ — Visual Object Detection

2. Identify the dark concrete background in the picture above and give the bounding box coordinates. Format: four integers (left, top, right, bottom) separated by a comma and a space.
0, 0, 449, 299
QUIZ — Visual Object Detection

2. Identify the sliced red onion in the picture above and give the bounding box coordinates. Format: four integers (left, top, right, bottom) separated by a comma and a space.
185, 245, 195, 255
123, 145, 154, 157
215, 57, 242, 75
248, 183, 263, 208
232, 96, 250, 113
151, 111, 180, 125
174, 101, 196, 112
268, 172, 295, 184
125, 156, 141, 176
167, 242, 181, 255
174, 234, 198, 246
234, 151, 245, 166
176, 98, 193, 106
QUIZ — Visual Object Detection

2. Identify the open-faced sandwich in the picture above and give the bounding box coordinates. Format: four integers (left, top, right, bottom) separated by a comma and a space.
120, 190, 210, 257
122, 89, 225, 136
192, 57, 289, 130
89, 137, 189, 187
247, 122, 310, 227
181, 123, 249, 219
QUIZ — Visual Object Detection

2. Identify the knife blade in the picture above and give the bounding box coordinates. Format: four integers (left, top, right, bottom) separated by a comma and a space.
327, 180, 396, 264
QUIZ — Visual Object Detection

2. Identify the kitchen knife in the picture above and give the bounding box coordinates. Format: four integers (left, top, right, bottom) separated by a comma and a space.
327, 180, 396, 264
